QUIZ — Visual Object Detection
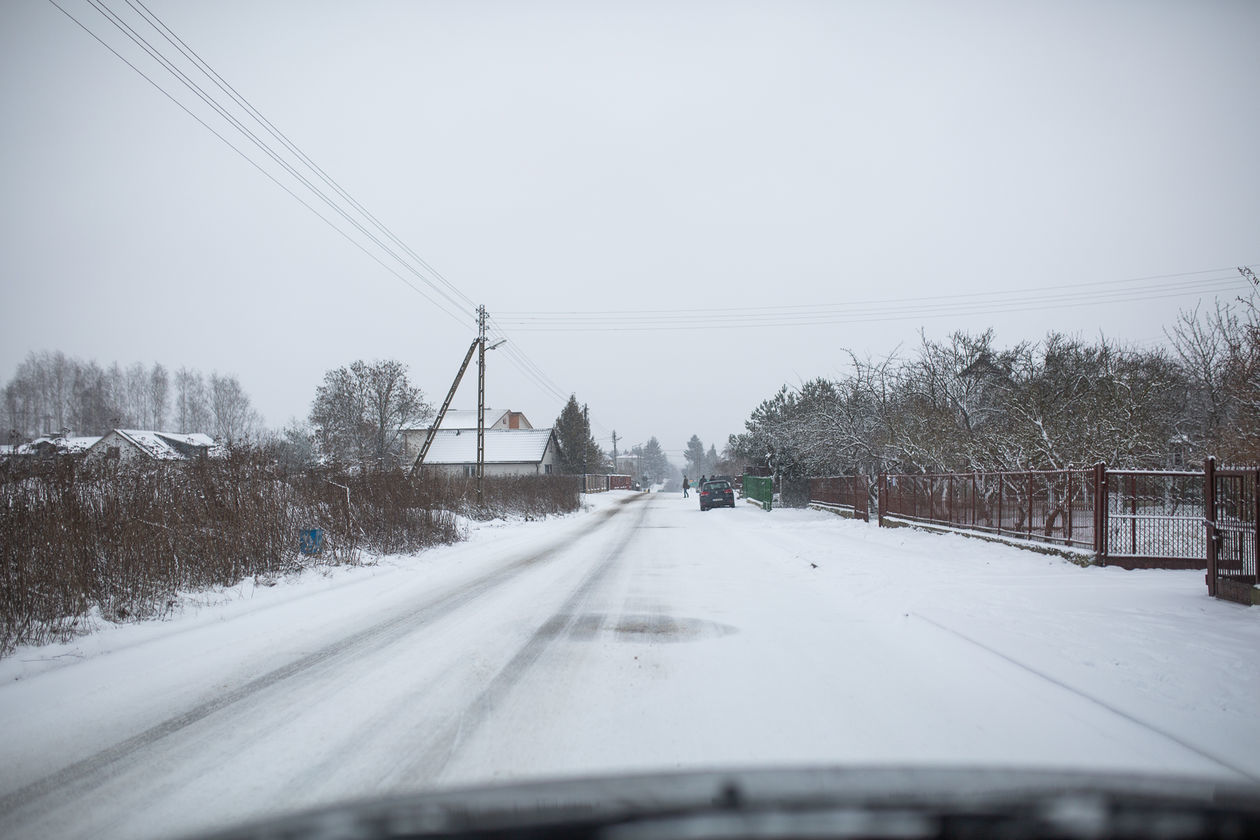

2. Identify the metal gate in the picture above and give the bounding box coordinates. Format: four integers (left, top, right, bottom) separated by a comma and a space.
1205, 457, 1259, 605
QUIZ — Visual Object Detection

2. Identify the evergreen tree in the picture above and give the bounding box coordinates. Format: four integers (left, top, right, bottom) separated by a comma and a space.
554, 395, 606, 474
683, 434, 707, 477
639, 436, 671, 484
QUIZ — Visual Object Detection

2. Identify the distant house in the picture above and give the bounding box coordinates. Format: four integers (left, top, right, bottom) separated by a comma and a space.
615, 453, 642, 478
1167, 434, 1194, 471
400, 409, 536, 467
409, 427, 560, 478
84, 430, 218, 466
1, 434, 101, 459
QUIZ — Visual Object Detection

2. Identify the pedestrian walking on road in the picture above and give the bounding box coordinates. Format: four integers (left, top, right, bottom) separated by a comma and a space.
683, 476, 690, 497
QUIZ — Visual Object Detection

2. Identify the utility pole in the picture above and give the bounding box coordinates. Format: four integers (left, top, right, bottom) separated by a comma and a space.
611, 429, 619, 471
408, 306, 503, 491
582, 403, 590, 485
407, 336, 478, 480
477, 304, 487, 507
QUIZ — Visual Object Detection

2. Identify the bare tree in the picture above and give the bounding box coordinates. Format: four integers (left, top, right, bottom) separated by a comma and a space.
362, 359, 427, 464
122, 363, 148, 427
209, 373, 261, 443
174, 367, 211, 433
69, 362, 118, 434
1167, 275, 1260, 463
149, 363, 169, 430
1, 354, 258, 440
309, 359, 429, 468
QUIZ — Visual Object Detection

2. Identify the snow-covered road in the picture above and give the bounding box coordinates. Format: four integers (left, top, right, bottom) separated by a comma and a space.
2, 490, 1258, 839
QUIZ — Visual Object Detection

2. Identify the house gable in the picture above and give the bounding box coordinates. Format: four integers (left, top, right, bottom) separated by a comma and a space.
85, 430, 215, 465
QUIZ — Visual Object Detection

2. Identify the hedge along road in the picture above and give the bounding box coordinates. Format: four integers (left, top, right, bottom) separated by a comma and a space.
2, 490, 1258, 840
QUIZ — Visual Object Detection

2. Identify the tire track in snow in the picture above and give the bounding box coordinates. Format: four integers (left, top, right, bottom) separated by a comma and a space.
913, 612, 1258, 782
409, 493, 654, 781
0, 495, 645, 825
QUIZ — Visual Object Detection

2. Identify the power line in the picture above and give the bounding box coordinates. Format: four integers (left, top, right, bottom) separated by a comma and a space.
48, 0, 610, 432
56, 0, 474, 327
497, 271, 1245, 323
55, 0, 602, 429
91, 0, 473, 322
502, 266, 1249, 317
123, 0, 478, 316
494, 271, 1252, 332
489, 320, 569, 399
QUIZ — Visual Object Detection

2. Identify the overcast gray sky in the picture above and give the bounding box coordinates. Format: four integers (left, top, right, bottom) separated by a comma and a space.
2, 0, 1257, 462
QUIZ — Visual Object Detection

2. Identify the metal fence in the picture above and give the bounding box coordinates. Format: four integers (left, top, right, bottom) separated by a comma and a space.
791, 458, 1255, 600
742, 474, 773, 511
1102, 470, 1205, 569
1207, 459, 1259, 605
876, 466, 1207, 569
583, 474, 633, 492
878, 468, 1098, 551
808, 476, 870, 522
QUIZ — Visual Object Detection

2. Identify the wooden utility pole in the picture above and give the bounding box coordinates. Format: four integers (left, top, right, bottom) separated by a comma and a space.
582, 403, 590, 484
476, 305, 488, 506
408, 337, 478, 479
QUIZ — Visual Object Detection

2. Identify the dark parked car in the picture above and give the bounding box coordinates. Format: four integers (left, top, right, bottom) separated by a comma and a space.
699, 479, 735, 511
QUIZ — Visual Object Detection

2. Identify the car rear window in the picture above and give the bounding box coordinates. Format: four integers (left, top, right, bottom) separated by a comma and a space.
704, 481, 731, 490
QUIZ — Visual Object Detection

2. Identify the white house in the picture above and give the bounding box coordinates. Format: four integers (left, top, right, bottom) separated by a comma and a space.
410, 427, 560, 478
84, 430, 218, 465
400, 409, 537, 470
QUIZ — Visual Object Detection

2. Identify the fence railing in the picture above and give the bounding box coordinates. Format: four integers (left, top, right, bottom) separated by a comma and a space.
808, 476, 870, 522
878, 468, 1099, 552
742, 474, 772, 511
876, 465, 1210, 570
583, 474, 633, 492
1103, 469, 1205, 568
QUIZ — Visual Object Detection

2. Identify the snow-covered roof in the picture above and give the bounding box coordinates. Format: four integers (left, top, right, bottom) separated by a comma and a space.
405, 409, 513, 431
7, 435, 102, 455
108, 430, 218, 461
423, 428, 555, 465
53, 435, 102, 453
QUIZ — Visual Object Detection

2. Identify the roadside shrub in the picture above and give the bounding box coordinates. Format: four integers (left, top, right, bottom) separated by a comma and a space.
0, 453, 579, 655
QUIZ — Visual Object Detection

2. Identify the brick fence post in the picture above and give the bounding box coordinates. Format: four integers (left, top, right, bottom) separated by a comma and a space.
878, 474, 887, 527
1093, 462, 1107, 562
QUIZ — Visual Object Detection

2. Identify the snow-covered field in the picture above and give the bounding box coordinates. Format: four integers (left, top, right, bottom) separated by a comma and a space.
1, 490, 1257, 839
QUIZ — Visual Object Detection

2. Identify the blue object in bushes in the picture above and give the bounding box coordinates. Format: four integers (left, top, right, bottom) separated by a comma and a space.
298, 528, 324, 555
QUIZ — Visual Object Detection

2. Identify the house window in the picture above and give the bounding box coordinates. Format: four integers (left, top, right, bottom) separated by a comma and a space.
106, 446, 120, 460
465, 465, 476, 477
544, 464, 552, 474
